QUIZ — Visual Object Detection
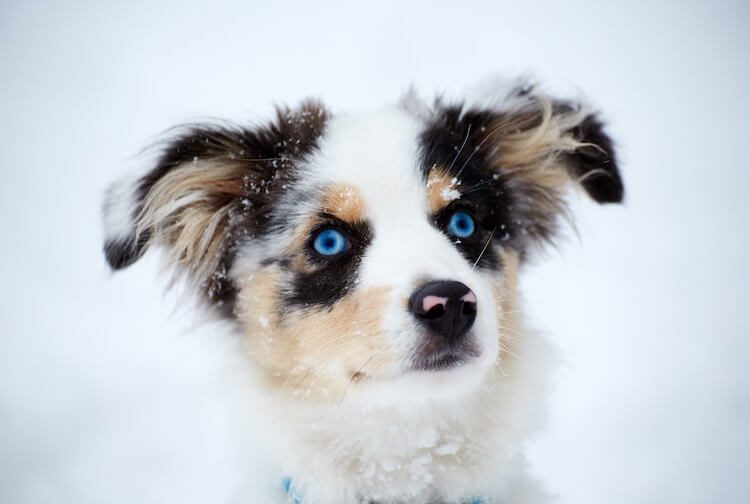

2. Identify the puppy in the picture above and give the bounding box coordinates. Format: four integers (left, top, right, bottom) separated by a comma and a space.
103, 76, 623, 503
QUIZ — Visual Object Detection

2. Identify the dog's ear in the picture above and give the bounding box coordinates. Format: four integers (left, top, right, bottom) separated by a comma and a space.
480, 86, 623, 248
102, 100, 329, 307
469, 79, 622, 205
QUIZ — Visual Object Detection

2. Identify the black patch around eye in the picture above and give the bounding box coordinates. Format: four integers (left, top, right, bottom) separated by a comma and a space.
434, 205, 502, 271
419, 104, 532, 265
281, 216, 372, 311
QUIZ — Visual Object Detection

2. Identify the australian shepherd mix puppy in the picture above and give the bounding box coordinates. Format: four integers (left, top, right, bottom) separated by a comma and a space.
103, 76, 623, 503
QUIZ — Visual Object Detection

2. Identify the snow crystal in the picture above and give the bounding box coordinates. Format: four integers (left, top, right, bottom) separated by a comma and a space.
441, 177, 462, 202
258, 316, 269, 328
441, 187, 461, 201
415, 426, 439, 448
434, 442, 460, 456
381, 457, 400, 472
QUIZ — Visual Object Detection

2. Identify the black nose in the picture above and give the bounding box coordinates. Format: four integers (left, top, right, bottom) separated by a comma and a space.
409, 280, 477, 343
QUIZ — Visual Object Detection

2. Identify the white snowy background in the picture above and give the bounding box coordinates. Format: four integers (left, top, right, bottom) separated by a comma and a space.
1, 1, 748, 503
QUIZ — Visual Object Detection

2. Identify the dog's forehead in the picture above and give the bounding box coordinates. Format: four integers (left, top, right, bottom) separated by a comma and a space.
307, 107, 428, 218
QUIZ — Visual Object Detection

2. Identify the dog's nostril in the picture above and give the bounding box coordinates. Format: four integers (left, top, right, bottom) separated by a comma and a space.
409, 280, 478, 342
422, 304, 446, 320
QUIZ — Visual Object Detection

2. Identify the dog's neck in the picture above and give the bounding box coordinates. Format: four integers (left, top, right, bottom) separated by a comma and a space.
265, 376, 505, 503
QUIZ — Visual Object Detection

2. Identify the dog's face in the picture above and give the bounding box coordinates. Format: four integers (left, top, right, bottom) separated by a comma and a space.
103, 79, 622, 404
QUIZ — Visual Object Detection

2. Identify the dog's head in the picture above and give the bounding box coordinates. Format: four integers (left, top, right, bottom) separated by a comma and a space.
103, 78, 622, 404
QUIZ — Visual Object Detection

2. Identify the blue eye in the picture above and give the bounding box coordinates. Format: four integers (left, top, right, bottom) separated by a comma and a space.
447, 211, 476, 238
312, 228, 349, 256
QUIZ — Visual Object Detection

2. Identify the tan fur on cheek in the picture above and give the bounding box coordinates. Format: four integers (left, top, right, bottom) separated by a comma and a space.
426, 167, 461, 213
234, 267, 285, 367
235, 267, 395, 400
493, 249, 522, 362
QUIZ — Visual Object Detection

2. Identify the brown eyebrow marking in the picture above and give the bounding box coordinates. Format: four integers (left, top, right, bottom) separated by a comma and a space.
282, 183, 366, 270
320, 183, 366, 223
426, 165, 461, 214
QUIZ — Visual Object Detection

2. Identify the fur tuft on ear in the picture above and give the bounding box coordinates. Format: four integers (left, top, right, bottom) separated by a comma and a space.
458, 75, 623, 204
482, 97, 623, 205
101, 100, 329, 311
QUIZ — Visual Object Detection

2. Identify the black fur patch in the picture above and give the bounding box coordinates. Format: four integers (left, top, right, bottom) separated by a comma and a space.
419, 106, 511, 268
419, 99, 623, 260
282, 216, 373, 311
564, 113, 623, 203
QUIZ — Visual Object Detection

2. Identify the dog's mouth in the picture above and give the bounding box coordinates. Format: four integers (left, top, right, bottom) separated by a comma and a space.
412, 351, 469, 371
410, 336, 482, 372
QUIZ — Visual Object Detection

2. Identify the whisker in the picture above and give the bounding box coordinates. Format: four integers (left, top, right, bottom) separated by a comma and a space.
446, 124, 472, 172
455, 120, 510, 178
337, 355, 375, 407
473, 228, 496, 269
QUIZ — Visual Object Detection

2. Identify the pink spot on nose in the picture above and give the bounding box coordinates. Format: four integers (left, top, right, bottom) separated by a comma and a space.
422, 295, 449, 312
461, 291, 477, 304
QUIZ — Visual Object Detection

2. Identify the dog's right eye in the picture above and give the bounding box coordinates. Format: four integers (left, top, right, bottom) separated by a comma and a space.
312, 228, 350, 256
446, 211, 476, 239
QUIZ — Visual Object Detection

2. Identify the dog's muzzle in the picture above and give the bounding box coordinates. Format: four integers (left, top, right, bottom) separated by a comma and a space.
408, 280, 480, 370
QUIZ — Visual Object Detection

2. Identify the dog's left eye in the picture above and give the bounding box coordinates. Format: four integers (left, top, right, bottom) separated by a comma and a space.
312, 228, 350, 256
446, 211, 476, 238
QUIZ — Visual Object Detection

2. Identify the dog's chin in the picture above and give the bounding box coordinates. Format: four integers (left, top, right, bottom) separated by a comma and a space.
346, 346, 497, 407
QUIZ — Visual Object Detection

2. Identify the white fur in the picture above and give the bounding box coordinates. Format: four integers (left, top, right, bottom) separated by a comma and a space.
102, 173, 141, 243
460, 74, 538, 114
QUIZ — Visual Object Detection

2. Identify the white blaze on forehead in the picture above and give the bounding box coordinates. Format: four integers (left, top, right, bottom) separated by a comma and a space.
306, 108, 430, 268
305, 107, 477, 293
308, 107, 426, 208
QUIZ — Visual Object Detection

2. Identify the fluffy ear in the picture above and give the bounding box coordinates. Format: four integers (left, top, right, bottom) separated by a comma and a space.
487, 94, 622, 208
102, 100, 329, 309
454, 76, 623, 202
482, 87, 623, 248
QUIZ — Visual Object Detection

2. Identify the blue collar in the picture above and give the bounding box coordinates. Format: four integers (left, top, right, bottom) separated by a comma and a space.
283, 478, 485, 504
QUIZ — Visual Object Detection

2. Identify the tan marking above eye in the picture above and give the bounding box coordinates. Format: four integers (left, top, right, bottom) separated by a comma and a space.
426, 166, 461, 214
321, 183, 366, 223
